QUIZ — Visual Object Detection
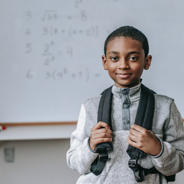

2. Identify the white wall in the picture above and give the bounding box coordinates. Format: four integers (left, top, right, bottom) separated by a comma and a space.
0, 139, 80, 184
0, 139, 183, 184
174, 171, 184, 184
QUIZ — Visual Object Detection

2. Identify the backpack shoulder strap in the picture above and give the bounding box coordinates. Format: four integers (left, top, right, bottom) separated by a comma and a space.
126, 84, 155, 162
90, 86, 113, 175
98, 86, 113, 129
126, 84, 155, 181
127, 84, 175, 182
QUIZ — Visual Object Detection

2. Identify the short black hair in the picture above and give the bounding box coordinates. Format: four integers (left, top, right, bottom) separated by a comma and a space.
104, 26, 149, 57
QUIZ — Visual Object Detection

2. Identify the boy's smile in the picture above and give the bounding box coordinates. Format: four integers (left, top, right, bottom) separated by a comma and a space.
102, 37, 152, 88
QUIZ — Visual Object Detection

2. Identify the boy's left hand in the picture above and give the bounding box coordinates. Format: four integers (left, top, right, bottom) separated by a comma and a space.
128, 124, 161, 156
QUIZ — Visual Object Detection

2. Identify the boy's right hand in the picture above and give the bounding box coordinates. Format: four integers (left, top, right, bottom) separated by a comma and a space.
89, 121, 113, 150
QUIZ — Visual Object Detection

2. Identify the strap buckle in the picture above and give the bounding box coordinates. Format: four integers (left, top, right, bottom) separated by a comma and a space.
128, 159, 146, 182
99, 153, 108, 162
128, 159, 138, 170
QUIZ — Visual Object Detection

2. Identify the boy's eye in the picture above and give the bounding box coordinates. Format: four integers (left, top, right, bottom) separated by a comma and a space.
129, 56, 138, 61
111, 57, 118, 61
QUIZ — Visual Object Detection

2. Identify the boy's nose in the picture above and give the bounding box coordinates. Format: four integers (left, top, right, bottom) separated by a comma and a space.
118, 59, 129, 69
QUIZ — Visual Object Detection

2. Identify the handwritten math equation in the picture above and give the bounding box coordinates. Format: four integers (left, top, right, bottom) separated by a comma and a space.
26, 67, 101, 81
23, 3, 101, 82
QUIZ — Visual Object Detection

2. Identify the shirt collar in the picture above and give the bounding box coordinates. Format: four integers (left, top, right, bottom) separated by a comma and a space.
112, 82, 141, 102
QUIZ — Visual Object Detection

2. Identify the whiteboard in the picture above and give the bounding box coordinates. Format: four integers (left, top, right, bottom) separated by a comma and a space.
0, 0, 184, 124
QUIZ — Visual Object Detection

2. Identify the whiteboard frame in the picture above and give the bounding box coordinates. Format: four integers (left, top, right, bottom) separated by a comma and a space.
0, 122, 77, 140
0, 121, 183, 141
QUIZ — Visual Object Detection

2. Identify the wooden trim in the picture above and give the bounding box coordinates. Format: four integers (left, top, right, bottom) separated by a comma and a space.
0, 122, 77, 126
0, 119, 183, 127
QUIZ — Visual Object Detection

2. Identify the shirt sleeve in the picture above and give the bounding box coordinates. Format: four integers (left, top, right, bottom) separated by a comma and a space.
151, 101, 184, 176
66, 104, 99, 174
150, 136, 164, 158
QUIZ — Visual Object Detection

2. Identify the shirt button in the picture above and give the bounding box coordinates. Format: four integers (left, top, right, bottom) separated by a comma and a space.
124, 119, 130, 124
123, 104, 129, 109
122, 90, 128, 95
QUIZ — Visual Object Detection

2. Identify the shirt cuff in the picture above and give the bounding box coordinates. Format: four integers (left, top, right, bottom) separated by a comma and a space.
87, 137, 97, 153
150, 136, 164, 158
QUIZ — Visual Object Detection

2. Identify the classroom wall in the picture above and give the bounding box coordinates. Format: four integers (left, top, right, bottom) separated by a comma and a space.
0, 139, 183, 184
0, 139, 80, 184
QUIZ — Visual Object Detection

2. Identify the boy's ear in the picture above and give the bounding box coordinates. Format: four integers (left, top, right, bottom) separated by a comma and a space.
144, 55, 152, 70
102, 55, 108, 70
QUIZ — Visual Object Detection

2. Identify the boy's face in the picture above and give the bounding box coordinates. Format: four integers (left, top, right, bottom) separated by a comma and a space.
102, 37, 152, 88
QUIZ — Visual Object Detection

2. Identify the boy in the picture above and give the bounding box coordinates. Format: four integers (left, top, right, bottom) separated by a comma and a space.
66, 26, 184, 184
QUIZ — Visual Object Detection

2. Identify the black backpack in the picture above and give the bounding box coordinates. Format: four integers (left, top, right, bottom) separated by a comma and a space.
90, 84, 175, 182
